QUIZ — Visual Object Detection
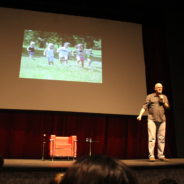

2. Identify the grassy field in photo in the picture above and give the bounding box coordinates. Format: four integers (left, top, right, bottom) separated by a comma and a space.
19, 56, 102, 83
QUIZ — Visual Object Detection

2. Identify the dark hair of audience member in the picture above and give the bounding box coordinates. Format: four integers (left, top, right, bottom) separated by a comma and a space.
159, 178, 178, 184
61, 154, 139, 184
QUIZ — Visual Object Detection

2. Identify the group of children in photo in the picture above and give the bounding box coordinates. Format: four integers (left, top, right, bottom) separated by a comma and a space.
27, 41, 94, 68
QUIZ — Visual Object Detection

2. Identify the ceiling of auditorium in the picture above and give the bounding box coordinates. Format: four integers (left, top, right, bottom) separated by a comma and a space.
0, 0, 182, 23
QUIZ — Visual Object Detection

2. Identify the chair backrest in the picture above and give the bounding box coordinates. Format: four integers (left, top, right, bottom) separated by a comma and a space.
50, 135, 77, 143
56, 137, 70, 144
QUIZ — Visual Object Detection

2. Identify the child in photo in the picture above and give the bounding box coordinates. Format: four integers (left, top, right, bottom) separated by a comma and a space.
74, 43, 86, 68
85, 48, 94, 66
27, 41, 35, 59
43, 43, 55, 65
57, 42, 71, 64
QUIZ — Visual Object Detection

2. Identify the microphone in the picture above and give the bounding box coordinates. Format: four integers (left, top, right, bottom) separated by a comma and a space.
159, 94, 164, 100
158, 94, 165, 105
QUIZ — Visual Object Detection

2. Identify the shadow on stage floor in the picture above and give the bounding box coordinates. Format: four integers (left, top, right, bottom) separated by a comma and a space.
1, 158, 184, 184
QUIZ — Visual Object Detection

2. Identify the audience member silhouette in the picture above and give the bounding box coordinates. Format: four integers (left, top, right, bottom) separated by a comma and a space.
159, 178, 178, 184
60, 154, 139, 184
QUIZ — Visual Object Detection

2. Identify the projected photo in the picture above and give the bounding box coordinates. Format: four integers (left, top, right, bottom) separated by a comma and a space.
19, 30, 102, 83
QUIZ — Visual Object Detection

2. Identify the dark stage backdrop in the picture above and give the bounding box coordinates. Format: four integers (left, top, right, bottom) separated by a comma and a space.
0, 9, 177, 160
0, 109, 174, 159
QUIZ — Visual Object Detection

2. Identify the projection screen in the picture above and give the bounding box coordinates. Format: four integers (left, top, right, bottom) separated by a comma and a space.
0, 7, 147, 115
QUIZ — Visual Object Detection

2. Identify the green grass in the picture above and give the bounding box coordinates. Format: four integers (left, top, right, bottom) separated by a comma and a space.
19, 56, 102, 83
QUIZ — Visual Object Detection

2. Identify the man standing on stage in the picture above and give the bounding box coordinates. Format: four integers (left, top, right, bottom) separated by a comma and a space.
137, 83, 170, 161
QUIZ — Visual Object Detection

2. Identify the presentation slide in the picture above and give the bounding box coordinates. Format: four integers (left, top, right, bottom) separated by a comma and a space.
20, 30, 102, 83
0, 7, 147, 115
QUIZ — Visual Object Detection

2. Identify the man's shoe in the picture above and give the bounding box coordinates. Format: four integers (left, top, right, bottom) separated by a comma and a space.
159, 157, 169, 161
149, 157, 156, 162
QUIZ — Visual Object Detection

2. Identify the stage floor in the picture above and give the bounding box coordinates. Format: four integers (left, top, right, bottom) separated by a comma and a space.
2, 158, 184, 184
3, 158, 184, 170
